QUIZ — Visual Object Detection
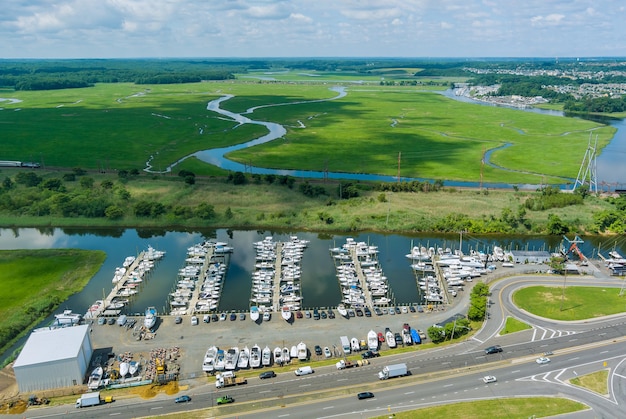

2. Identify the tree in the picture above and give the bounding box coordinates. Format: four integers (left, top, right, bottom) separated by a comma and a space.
232, 172, 246, 185
2, 177, 13, 191
105, 205, 124, 220
79, 177, 94, 189
546, 214, 569, 235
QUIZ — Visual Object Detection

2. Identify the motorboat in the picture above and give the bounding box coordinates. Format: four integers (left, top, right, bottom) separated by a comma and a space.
214, 349, 225, 371
281, 305, 292, 321
337, 304, 348, 318
119, 362, 129, 377
203, 346, 218, 372
385, 329, 396, 348
224, 347, 239, 370
262, 346, 272, 366
250, 306, 261, 322
237, 346, 250, 369
54, 309, 82, 326
273, 347, 283, 365
128, 361, 139, 375
282, 347, 290, 363
297, 342, 307, 361
250, 345, 261, 368
290, 345, 298, 359
144, 306, 157, 329
367, 330, 379, 351
351, 337, 360, 352
87, 366, 103, 390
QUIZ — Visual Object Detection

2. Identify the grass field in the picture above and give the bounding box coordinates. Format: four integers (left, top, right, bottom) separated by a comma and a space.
500, 316, 532, 335
512, 286, 626, 321
0, 78, 615, 184
0, 249, 106, 361
570, 370, 609, 395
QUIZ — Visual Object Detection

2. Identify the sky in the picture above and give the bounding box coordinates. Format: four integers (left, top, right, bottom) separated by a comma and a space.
2, 0, 625, 59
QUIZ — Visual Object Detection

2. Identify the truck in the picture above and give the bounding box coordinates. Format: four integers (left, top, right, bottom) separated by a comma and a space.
340, 336, 350, 354
215, 371, 247, 388
75, 392, 101, 408
378, 363, 408, 380
336, 359, 370, 370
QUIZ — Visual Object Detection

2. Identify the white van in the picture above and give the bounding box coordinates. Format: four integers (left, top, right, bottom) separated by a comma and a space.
294, 366, 313, 376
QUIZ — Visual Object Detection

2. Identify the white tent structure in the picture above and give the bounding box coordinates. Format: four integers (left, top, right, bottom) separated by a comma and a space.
13, 325, 93, 392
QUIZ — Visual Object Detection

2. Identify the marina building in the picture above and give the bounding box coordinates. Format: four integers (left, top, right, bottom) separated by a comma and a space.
509, 250, 551, 264
13, 324, 93, 392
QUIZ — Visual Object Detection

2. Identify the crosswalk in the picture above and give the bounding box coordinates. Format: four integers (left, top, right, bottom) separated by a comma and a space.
531, 326, 577, 341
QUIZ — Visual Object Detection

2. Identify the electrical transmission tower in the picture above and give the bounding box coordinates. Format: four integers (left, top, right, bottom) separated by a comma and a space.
572, 134, 598, 193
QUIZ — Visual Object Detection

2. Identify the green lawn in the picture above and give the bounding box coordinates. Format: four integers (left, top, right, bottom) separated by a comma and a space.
0, 249, 106, 360
501, 316, 532, 335
512, 285, 626, 321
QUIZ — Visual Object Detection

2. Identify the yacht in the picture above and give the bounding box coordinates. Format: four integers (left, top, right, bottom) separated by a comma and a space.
281, 305, 292, 321
337, 304, 348, 318
87, 366, 103, 390
367, 330, 379, 351
237, 346, 250, 369
282, 347, 290, 363
214, 349, 226, 371
144, 307, 157, 329
54, 309, 82, 326
385, 328, 396, 348
250, 345, 261, 368
273, 347, 282, 365
202, 346, 218, 373
224, 347, 239, 370
297, 341, 308, 361
262, 346, 272, 366
250, 306, 260, 322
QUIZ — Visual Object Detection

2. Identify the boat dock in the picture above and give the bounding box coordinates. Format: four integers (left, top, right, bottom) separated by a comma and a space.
272, 242, 283, 312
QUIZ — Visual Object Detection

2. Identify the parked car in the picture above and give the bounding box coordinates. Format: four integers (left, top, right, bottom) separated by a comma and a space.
536, 357, 551, 364
355, 308, 363, 317
216, 395, 234, 405
483, 376, 497, 384
357, 392, 375, 400
364, 307, 372, 317
401, 306, 408, 314
219, 312, 227, 321
305, 310, 311, 318
378, 332, 385, 343
229, 312, 237, 321
409, 305, 416, 313
395, 306, 401, 314
190, 316, 198, 326
313, 309, 320, 320
485, 345, 503, 354
394, 332, 403, 344
98, 317, 106, 325
239, 313, 246, 320
174, 316, 182, 324
327, 309, 335, 319
203, 314, 210, 323
259, 371, 276, 379
417, 305, 424, 313
262, 311, 271, 321
374, 307, 383, 316
324, 347, 332, 358
314, 345, 323, 356
389, 308, 395, 315
348, 309, 356, 317
211, 313, 219, 322
107, 317, 116, 325
320, 311, 327, 319
175, 395, 191, 403
296, 310, 303, 319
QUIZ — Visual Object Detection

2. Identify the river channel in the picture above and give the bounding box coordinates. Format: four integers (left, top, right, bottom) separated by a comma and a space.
188, 86, 626, 189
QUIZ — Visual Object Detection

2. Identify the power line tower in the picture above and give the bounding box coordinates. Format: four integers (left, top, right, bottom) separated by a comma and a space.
572, 133, 598, 193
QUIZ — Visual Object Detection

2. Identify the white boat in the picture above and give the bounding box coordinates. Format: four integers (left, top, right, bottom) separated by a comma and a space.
144, 306, 157, 329
262, 346, 272, 366
290, 345, 298, 359
250, 345, 261, 368
202, 346, 218, 372
351, 337, 360, 352
224, 347, 239, 370
54, 309, 82, 325
250, 306, 260, 321
273, 347, 283, 365
87, 366, 103, 390
385, 329, 396, 348
119, 362, 129, 377
214, 349, 225, 371
281, 305, 292, 321
128, 361, 139, 375
402, 328, 412, 345
367, 330, 378, 351
337, 304, 348, 318
282, 347, 290, 363
238, 346, 250, 369
297, 341, 307, 361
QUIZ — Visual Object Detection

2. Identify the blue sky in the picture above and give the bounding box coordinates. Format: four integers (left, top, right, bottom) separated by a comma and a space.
2, 0, 625, 59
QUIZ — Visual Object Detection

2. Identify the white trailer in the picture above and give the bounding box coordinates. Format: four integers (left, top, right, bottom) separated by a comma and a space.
340, 336, 350, 354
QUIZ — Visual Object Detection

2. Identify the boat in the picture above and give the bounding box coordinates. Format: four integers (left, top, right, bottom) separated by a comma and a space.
128, 361, 139, 375
282, 347, 290, 363
297, 341, 307, 361
351, 337, 360, 352
273, 347, 283, 365
224, 347, 239, 370
337, 304, 348, 318
144, 306, 157, 329
250, 306, 260, 322
367, 330, 379, 351
87, 366, 103, 390
120, 362, 129, 377
202, 346, 218, 372
238, 346, 250, 369
262, 346, 272, 366
54, 309, 82, 326
281, 305, 292, 321
385, 329, 396, 348
402, 328, 412, 345
214, 349, 226, 371
290, 345, 298, 359
250, 345, 261, 368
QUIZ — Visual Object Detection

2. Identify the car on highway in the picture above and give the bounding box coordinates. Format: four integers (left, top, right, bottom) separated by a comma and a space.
483, 375, 497, 384
259, 371, 276, 379
314, 345, 323, 356
361, 350, 379, 359
536, 357, 551, 364
324, 346, 332, 358
485, 345, 503, 354
357, 392, 375, 400
216, 395, 234, 405
174, 395, 191, 403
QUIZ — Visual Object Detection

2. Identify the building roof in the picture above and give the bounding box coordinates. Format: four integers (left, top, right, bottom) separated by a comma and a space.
13, 324, 89, 368
510, 250, 551, 257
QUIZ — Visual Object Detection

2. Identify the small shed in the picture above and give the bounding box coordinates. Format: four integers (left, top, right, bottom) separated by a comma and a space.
510, 250, 551, 264
13, 324, 93, 392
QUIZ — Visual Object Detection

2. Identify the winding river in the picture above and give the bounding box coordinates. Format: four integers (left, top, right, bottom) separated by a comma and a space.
168, 86, 626, 190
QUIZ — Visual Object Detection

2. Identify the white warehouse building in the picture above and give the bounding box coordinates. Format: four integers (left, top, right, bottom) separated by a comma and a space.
13, 324, 93, 392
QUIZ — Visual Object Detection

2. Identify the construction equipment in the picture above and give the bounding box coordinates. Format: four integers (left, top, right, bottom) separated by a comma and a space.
562, 235, 586, 263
